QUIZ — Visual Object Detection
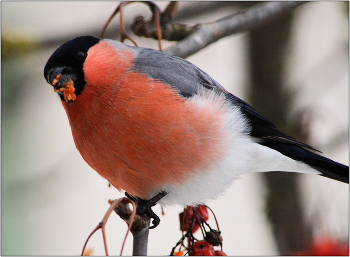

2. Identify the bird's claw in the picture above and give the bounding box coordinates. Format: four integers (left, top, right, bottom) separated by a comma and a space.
125, 191, 167, 229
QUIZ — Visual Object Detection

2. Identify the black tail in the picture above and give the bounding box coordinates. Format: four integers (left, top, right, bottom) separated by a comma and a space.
303, 150, 349, 183
261, 141, 349, 183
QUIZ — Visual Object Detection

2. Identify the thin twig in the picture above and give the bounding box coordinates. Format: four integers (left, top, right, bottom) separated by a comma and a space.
100, 1, 163, 50
81, 198, 136, 256
81, 223, 103, 256
114, 199, 151, 256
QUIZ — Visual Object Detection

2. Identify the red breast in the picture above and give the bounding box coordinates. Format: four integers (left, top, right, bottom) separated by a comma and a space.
62, 40, 227, 199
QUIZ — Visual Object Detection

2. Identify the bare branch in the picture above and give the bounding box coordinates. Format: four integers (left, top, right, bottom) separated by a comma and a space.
114, 200, 151, 256
165, 1, 307, 58
132, 16, 196, 42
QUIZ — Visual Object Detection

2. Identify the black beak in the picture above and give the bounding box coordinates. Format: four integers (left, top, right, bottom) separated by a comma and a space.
47, 66, 77, 91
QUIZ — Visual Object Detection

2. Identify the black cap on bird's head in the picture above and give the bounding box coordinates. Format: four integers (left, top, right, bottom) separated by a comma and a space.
44, 36, 100, 101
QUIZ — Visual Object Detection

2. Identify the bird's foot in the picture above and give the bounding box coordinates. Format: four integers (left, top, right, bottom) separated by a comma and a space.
125, 191, 167, 229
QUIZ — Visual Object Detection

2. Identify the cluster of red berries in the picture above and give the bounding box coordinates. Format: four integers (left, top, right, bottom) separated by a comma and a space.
171, 205, 227, 256
189, 240, 227, 256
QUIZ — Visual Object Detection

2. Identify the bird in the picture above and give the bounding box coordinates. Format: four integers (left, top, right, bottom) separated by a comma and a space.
44, 35, 349, 226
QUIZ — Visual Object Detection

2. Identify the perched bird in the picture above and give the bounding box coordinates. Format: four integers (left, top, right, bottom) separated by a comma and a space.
44, 36, 348, 223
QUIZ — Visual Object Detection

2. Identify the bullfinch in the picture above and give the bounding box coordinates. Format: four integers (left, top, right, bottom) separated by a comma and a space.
44, 36, 349, 217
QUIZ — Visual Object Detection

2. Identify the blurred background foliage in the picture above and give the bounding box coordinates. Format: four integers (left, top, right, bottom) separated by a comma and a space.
2, 37, 37, 60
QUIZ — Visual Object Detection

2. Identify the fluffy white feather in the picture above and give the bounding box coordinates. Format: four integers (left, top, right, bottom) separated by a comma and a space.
158, 90, 319, 206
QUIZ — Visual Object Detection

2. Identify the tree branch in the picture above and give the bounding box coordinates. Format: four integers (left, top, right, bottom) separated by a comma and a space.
165, 1, 307, 58
114, 200, 150, 256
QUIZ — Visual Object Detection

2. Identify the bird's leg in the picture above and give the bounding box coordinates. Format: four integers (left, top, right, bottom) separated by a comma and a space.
124, 191, 167, 229
124, 191, 137, 202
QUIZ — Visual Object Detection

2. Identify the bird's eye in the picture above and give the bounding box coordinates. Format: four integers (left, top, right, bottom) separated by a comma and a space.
75, 51, 86, 60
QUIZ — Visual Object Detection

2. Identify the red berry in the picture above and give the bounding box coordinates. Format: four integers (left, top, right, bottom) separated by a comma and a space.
190, 240, 215, 256
180, 205, 210, 233
292, 237, 349, 256
197, 205, 209, 222
214, 250, 227, 256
